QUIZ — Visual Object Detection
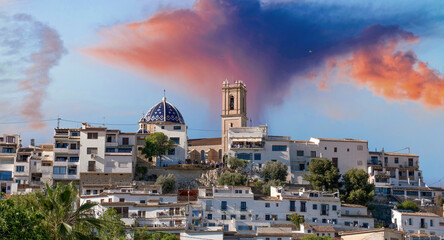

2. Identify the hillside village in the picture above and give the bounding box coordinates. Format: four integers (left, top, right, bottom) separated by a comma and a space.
1, 81, 443, 239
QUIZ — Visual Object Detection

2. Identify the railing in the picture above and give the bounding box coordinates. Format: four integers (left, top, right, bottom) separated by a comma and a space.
231, 144, 264, 149
399, 176, 407, 180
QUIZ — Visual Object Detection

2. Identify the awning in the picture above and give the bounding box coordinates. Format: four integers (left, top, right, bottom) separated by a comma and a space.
232, 138, 263, 142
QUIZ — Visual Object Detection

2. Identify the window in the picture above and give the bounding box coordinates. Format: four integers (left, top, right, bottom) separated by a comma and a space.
357, 145, 363, 151
297, 150, 304, 156
265, 203, 270, 208
265, 215, 271, 220
69, 157, 79, 162
173, 126, 181, 130
230, 95, 234, 110
161, 126, 165, 129
312, 218, 318, 223
106, 148, 115, 153
384, 157, 388, 164
430, 220, 433, 227
301, 202, 306, 212
347, 148, 350, 152
395, 157, 399, 163
221, 201, 227, 211
276, 203, 279, 207
119, 198, 125, 202
55, 157, 67, 162
68, 166, 77, 175
254, 153, 261, 160
334, 147, 337, 152
87, 132, 98, 139
332, 219, 338, 224
87, 148, 98, 154
322, 219, 327, 223
235, 190, 243, 194
6, 136, 15, 143
70, 143, 77, 150
408, 218, 412, 225
71, 132, 79, 136
272, 145, 287, 151
53, 166, 66, 175
332, 205, 337, 211
290, 201, 295, 211
310, 151, 316, 157
321, 204, 329, 215
241, 202, 247, 211
207, 214, 212, 220
230, 215, 236, 219
122, 137, 129, 145
140, 200, 146, 204
2, 148, 14, 153
240, 215, 246, 220
219, 150, 222, 159
168, 148, 175, 155
221, 215, 227, 220
201, 150, 205, 160
170, 137, 180, 144
16, 166, 24, 172
117, 148, 131, 153
93, 190, 98, 194
237, 153, 250, 160
313, 204, 317, 210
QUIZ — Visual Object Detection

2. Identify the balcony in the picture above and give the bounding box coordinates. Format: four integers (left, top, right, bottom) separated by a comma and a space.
231, 142, 264, 150
156, 212, 185, 218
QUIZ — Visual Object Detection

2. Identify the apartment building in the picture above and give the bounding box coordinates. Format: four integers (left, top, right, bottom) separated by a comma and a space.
80, 185, 185, 230
392, 209, 444, 236
52, 128, 81, 183
0, 134, 20, 193
78, 123, 136, 186
195, 185, 374, 233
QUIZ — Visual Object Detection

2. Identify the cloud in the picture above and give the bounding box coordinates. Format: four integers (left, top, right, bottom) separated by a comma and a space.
84, 0, 443, 120
0, 14, 66, 129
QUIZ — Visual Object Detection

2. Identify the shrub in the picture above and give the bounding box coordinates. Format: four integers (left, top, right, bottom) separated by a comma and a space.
155, 174, 176, 194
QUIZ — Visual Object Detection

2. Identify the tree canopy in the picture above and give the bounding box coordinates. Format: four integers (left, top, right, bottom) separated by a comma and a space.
289, 213, 305, 230
218, 172, 247, 186
134, 229, 179, 240
142, 132, 175, 166
302, 235, 334, 240
262, 179, 285, 195
155, 174, 176, 194
227, 157, 248, 172
261, 161, 288, 181
397, 201, 419, 212
342, 168, 374, 206
303, 158, 341, 192
98, 208, 126, 240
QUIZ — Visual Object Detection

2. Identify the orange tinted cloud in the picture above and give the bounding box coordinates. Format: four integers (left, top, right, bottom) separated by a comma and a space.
338, 28, 444, 108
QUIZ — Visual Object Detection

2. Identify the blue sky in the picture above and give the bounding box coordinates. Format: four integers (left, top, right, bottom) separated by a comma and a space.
0, 0, 443, 186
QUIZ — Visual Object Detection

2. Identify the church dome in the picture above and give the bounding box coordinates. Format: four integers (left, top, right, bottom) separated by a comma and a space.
143, 97, 185, 124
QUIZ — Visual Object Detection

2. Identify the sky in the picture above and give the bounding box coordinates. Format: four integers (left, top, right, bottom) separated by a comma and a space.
0, 0, 443, 186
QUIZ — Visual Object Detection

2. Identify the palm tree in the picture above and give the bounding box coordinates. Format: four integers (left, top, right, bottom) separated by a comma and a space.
38, 182, 102, 240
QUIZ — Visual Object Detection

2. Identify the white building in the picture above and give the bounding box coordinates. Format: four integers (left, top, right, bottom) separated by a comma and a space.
53, 128, 81, 182
0, 134, 20, 194
78, 123, 136, 177
195, 185, 373, 233
392, 209, 444, 236
137, 97, 188, 167
80, 185, 186, 230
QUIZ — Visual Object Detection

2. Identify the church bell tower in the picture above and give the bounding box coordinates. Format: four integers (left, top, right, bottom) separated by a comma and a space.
221, 80, 248, 156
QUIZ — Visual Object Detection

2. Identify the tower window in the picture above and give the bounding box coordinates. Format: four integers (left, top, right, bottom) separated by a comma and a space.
230, 96, 234, 110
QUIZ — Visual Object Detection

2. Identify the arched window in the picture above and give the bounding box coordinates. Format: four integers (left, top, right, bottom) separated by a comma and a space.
219, 150, 222, 159
229, 95, 234, 110
201, 150, 205, 160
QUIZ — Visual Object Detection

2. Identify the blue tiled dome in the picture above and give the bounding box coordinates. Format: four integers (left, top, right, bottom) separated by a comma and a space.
144, 97, 185, 124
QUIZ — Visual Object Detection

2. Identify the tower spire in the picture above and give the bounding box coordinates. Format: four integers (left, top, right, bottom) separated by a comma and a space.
162, 89, 166, 102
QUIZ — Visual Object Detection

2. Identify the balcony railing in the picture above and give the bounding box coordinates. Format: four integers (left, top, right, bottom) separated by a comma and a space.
231, 143, 264, 149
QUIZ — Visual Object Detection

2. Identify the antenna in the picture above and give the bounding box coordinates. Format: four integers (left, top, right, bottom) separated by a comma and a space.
57, 116, 61, 129
164, 89, 166, 98
103, 117, 106, 126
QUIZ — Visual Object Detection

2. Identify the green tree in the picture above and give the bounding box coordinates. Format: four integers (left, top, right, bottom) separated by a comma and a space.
133, 228, 179, 240
262, 179, 285, 195
304, 158, 341, 192
0, 199, 49, 240
261, 161, 288, 181
98, 208, 126, 240
342, 168, 375, 205
142, 132, 175, 167
302, 235, 334, 240
289, 213, 305, 230
227, 157, 248, 172
397, 201, 419, 212
38, 182, 103, 240
218, 172, 247, 186
155, 174, 176, 194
